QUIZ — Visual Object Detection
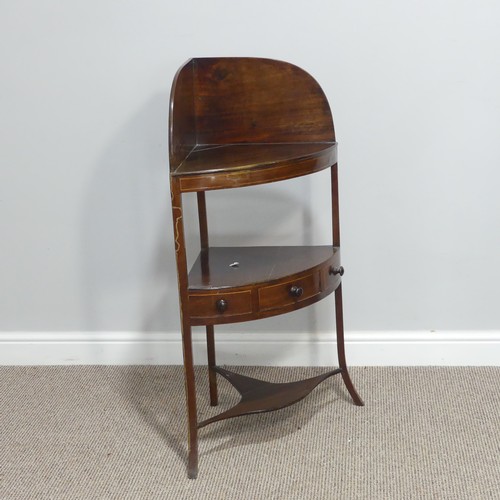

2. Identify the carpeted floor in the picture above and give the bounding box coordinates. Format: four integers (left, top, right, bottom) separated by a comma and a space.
1, 366, 499, 499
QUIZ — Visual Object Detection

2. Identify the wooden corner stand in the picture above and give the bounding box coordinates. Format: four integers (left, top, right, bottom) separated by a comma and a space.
169, 57, 363, 478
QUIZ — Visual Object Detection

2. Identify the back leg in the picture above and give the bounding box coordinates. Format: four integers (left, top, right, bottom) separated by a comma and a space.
335, 284, 364, 406
206, 324, 218, 406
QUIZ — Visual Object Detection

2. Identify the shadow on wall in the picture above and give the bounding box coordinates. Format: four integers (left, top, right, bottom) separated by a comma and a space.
80, 93, 178, 333
80, 93, 321, 337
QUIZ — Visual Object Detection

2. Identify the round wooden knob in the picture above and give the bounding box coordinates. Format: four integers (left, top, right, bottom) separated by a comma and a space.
216, 299, 228, 313
289, 285, 304, 298
329, 266, 344, 276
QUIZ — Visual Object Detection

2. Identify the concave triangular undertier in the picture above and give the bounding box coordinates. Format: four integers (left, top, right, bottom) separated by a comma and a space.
197, 366, 343, 428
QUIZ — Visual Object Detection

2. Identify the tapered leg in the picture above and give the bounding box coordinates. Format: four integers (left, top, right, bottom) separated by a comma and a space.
171, 179, 199, 478
335, 284, 364, 406
206, 325, 218, 406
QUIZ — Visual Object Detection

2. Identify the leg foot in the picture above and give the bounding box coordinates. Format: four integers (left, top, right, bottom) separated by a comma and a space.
180, 322, 199, 478
341, 369, 364, 406
187, 450, 198, 479
335, 284, 364, 406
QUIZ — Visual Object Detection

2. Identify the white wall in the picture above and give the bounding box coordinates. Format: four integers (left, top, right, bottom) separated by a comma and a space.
2, 1, 500, 342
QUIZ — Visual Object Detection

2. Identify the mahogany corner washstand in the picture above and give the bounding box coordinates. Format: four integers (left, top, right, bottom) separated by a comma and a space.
169, 57, 363, 478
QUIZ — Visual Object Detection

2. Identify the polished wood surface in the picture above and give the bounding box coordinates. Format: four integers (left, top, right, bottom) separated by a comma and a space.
169, 60, 196, 171
177, 142, 336, 177
198, 367, 342, 429
193, 58, 334, 144
169, 58, 337, 192
175, 142, 337, 192
186, 246, 340, 325
188, 246, 338, 289
169, 57, 363, 478
170, 57, 335, 159
170, 178, 198, 478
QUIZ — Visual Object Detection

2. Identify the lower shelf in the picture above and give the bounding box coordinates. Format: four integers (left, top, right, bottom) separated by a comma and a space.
197, 366, 342, 429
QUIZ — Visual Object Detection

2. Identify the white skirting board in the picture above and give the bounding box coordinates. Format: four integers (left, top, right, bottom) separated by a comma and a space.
1, 331, 499, 366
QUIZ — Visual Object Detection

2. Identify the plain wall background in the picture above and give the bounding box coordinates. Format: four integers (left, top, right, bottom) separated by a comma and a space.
2, 0, 500, 335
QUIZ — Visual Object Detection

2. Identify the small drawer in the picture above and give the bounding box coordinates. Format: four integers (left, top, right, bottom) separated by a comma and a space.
188, 290, 253, 320
320, 257, 342, 294
258, 272, 320, 312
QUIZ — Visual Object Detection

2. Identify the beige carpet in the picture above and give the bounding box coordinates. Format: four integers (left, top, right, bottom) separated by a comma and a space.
1, 366, 499, 499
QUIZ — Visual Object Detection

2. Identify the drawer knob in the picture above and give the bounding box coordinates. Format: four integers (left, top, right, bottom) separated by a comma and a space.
289, 285, 304, 298
329, 266, 344, 276
216, 299, 228, 313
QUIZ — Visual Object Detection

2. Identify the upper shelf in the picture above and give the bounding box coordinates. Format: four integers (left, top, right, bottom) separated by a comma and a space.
172, 141, 337, 192
169, 58, 337, 192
